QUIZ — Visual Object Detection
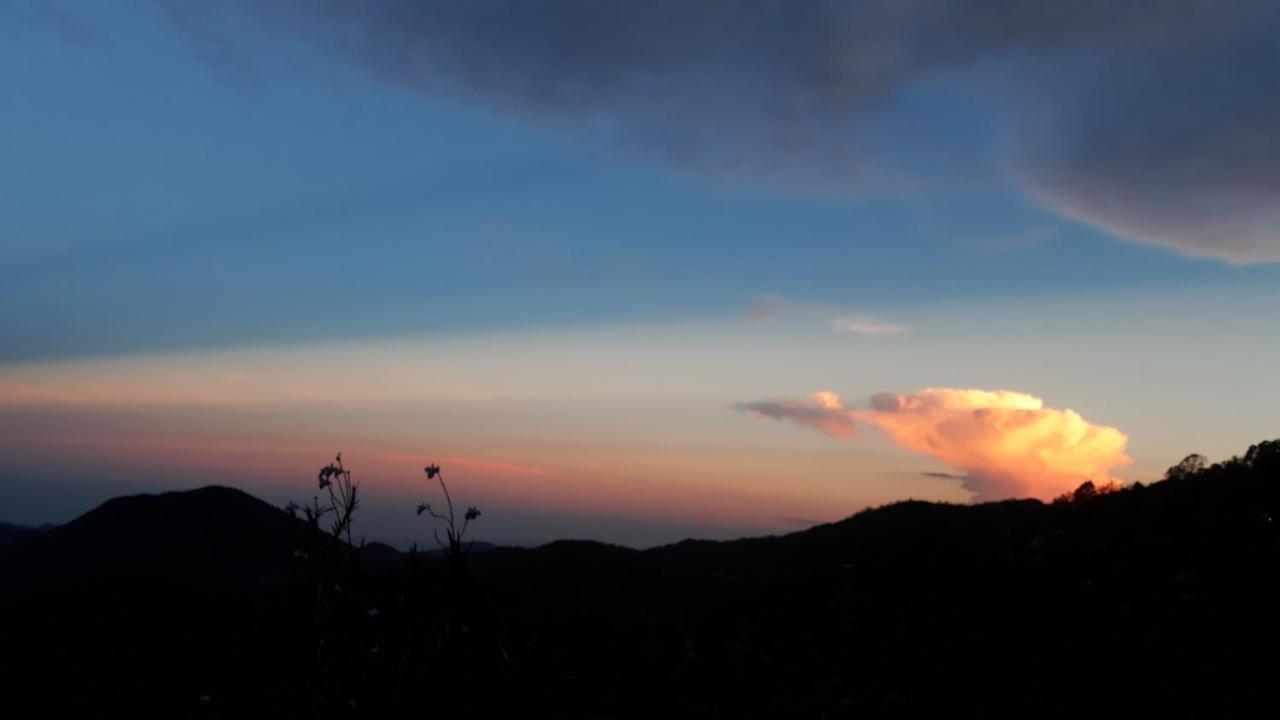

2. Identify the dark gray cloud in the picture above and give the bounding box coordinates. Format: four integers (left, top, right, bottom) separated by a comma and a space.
174, 1, 1279, 262
1011, 6, 1280, 263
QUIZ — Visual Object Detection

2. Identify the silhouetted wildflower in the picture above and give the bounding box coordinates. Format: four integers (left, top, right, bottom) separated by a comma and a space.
312, 454, 360, 544
418, 462, 482, 583
318, 461, 348, 490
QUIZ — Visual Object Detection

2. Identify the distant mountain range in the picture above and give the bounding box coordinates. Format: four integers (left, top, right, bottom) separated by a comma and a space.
2, 440, 1278, 717
0, 521, 53, 544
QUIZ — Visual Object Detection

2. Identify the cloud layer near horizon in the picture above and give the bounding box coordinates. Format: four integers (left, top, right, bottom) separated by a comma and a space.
739, 388, 1131, 501
168, 0, 1280, 262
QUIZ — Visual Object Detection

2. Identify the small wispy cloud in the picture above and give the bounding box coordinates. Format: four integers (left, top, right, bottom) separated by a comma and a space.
747, 295, 907, 336
734, 391, 856, 438
964, 227, 1054, 253
745, 294, 824, 321
831, 317, 908, 336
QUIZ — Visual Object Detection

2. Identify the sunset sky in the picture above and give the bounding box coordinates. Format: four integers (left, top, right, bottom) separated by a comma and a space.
4, 2, 1279, 547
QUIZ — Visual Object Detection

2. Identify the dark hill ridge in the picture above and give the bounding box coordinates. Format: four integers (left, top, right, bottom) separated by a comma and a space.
37, 485, 307, 578
0, 521, 53, 545
1, 439, 1278, 717
0, 485, 404, 585
0, 484, 1053, 601
0, 485, 1053, 600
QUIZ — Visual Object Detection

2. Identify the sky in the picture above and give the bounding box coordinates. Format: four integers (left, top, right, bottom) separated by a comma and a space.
2, 1, 1279, 547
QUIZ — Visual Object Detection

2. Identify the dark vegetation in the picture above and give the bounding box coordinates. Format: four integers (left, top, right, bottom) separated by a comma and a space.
3, 441, 1280, 717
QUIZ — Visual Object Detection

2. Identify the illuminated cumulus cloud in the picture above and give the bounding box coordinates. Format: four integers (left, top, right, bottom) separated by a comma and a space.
735, 391, 856, 438
866, 389, 1131, 501
739, 387, 1131, 501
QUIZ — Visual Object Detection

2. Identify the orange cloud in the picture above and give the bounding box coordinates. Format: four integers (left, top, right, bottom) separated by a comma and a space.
735, 391, 857, 437
740, 387, 1131, 501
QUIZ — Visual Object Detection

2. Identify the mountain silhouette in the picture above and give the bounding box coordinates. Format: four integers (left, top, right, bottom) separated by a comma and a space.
0, 521, 52, 545
2, 440, 1278, 717
6, 486, 305, 579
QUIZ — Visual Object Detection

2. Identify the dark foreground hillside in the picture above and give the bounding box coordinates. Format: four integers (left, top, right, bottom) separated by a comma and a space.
3, 441, 1279, 718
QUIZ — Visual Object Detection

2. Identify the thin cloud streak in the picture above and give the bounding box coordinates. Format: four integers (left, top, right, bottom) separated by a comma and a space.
831, 317, 907, 336
748, 295, 908, 336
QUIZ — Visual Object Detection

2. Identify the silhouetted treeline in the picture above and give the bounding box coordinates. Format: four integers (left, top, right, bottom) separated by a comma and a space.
2, 440, 1279, 717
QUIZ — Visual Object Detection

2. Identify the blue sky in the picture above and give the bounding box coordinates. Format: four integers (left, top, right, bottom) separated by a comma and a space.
2, 2, 1278, 545
6, 1, 1275, 361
